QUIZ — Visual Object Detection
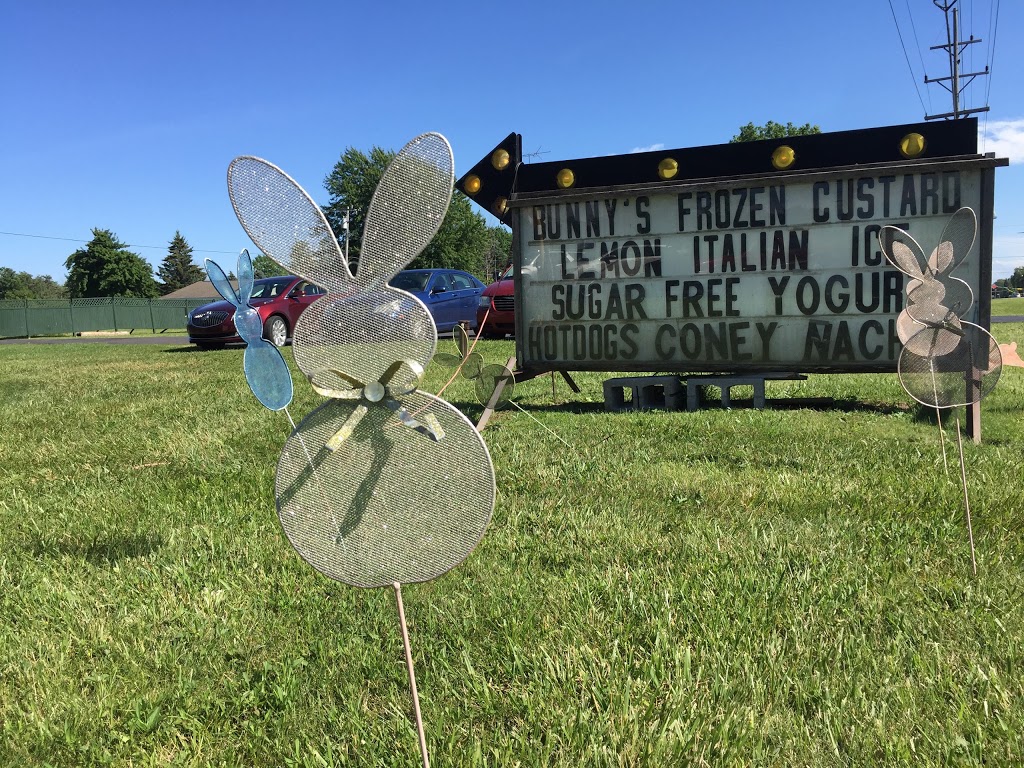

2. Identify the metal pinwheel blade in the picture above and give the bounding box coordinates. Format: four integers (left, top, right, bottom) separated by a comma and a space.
476, 364, 516, 410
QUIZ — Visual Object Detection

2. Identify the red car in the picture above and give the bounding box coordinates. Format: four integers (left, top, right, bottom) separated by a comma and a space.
187, 275, 324, 349
476, 265, 515, 339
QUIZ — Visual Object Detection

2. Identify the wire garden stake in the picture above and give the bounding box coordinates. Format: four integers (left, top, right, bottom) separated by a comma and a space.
879, 208, 1002, 576
226, 133, 496, 767
437, 326, 575, 449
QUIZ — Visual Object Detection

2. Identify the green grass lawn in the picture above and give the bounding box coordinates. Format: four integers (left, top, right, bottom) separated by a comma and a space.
991, 298, 1024, 316
1, 327, 1022, 766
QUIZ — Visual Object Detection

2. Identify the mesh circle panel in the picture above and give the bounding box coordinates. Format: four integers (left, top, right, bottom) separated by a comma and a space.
276, 391, 495, 588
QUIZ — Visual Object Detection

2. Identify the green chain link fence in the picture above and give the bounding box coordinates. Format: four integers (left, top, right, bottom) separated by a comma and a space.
0, 297, 211, 338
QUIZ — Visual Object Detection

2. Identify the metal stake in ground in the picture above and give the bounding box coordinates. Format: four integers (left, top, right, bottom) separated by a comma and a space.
394, 582, 429, 768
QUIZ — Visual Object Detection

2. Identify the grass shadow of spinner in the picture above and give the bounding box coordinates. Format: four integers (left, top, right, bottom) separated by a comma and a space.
275, 403, 393, 540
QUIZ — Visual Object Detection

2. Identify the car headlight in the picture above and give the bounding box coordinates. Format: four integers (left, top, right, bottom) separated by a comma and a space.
478, 296, 492, 308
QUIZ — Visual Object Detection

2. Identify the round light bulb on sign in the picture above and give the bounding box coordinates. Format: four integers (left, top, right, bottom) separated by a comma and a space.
658, 158, 679, 180
771, 146, 796, 170
464, 174, 482, 195
900, 133, 926, 159
491, 149, 510, 170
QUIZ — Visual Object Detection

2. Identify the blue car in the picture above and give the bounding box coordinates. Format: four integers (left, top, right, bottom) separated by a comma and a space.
387, 269, 486, 333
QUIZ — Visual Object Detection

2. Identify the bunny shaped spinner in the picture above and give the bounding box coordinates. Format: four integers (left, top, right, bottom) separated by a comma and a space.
879, 207, 1001, 408
228, 133, 495, 588
205, 248, 293, 412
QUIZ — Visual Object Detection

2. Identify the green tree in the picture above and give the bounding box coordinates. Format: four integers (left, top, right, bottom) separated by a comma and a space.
323, 146, 492, 278
64, 229, 158, 298
0, 267, 65, 299
1009, 266, 1024, 290
157, 231, 204, 294
252, 253, 287, 278
730, 121, 822, 143
484, 226, 513, 281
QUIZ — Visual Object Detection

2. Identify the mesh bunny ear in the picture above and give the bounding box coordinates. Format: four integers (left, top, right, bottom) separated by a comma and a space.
356, 133, 454, 289
228, 156, 351, 291
879, 226, 928, 279
929, 207, 977, 274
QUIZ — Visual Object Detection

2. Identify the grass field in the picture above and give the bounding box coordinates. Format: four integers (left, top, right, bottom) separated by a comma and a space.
1, 325, 1023, 766
992, 297, 1024, 316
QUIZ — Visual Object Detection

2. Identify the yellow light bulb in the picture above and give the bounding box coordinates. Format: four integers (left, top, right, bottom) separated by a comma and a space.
491, 149, 510, 170
658, 158, 679, 180
771, 145, 796, 170
900, 133, 926, 158
463, 174, 482, 195
556, 168, 575, 189
492, 197, 508, 216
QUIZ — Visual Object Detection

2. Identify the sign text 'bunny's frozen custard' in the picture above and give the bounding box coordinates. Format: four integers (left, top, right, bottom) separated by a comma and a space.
456, 120, 1007, 376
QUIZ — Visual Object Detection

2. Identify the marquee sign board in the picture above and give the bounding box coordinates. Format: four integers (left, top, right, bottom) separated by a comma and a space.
457, 120, 1006, 376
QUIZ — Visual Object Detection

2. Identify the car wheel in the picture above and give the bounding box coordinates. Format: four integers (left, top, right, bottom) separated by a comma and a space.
263, 315, 288, 347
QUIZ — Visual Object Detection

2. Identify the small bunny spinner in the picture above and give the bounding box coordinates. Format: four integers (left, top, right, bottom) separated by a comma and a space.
879, 207, 1003, 577
880, 207, 1001, 409
204, 249, 294, 412
227, 132, 494, 767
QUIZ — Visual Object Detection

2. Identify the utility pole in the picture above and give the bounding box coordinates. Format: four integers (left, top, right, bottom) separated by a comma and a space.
341, 207, 350, 262
924, 0, 989, 120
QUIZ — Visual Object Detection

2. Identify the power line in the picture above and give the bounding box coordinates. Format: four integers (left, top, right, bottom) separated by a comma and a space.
888, 0, 929, 117
0, 230, 236, 254
905, 0, 933, 113
984, 0, 1000, 108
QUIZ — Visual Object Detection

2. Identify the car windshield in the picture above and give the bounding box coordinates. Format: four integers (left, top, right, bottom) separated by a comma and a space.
501, 265, 513, 280
250, 278, 294, 299
389, 272, 430, 292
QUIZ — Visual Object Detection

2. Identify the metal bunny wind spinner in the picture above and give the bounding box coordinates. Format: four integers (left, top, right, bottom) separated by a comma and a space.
879, 208, 1002, 576
227, 133, 495, 768
204, 249, 294, 412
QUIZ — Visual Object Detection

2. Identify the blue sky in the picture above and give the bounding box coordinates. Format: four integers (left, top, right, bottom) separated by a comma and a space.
2, 0, 1022, 282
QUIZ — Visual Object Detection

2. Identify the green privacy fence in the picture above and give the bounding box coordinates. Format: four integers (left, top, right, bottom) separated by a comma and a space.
0, 297, 212, 338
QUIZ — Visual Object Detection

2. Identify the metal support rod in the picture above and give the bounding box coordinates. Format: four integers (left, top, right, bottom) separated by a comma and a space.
954, 416, 978, 577
936, 407, 948, 474
393, 582, 429, 768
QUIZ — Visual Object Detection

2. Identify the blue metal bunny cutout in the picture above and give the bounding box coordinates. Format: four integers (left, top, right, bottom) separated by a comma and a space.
204, 249, 294, 411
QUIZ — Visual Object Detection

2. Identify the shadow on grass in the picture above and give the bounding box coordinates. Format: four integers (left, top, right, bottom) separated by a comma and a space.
162, 345, 242, 354
449, 396, 912, 418
28, 531, 165, 565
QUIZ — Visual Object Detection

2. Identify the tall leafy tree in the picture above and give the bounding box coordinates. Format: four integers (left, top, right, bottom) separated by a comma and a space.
253, 253, 287, 278
730, 121, 822, 143
0, 267, 65, 299
64, 229, 158, 298
323, 146, 491, 278
157, 231, 204, 294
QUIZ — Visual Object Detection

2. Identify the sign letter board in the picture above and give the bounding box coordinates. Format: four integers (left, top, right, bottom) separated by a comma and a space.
457, 121, 1005, 375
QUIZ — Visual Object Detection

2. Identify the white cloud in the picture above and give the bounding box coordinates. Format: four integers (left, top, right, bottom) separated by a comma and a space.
979, 118, 1024, 163
629, 143, 664, 154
